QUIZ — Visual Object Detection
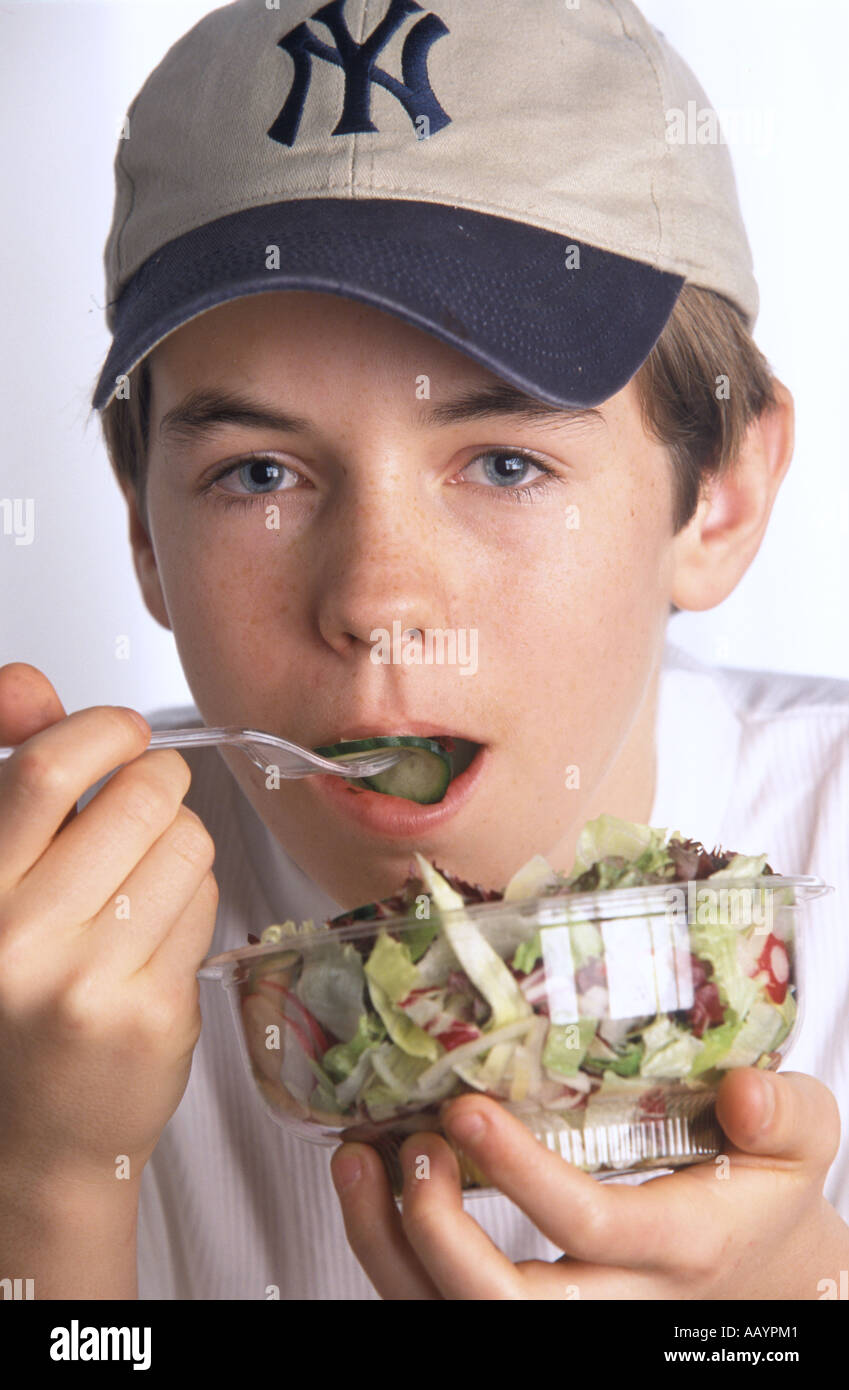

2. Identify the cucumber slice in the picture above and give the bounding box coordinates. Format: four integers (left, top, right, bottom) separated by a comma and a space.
313, 736, 452, 804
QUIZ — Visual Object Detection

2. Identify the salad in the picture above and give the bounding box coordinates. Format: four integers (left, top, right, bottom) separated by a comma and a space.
240, 814, 798, 1177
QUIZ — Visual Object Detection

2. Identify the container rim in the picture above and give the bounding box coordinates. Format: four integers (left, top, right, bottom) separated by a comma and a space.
197, 873, 832, 981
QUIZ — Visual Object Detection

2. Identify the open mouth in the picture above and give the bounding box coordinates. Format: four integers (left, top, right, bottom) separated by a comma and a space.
427, 734, 481, 779
314, 730, 484, 779
310, 729, 487, 814
309, 737, 489, 836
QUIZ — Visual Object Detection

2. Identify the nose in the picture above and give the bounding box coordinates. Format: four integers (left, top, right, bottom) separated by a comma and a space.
314, 470, 454, 657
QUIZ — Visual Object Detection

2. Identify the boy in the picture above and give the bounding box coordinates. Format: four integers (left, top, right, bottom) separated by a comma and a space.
1, 0, 847, 1300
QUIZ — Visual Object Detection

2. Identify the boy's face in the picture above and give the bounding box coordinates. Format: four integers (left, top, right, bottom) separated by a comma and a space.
138, 291, 677, 905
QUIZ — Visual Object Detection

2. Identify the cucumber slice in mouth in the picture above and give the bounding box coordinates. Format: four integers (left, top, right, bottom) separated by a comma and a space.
313, 735, 479, 804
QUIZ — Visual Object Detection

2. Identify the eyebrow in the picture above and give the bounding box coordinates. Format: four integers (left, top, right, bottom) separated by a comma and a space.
421, 382, 604, 430
157, 382, 604, 447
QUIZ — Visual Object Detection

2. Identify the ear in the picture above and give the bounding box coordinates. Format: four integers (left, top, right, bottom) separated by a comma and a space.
120, 479, 172, 632
670, 380, 794, 612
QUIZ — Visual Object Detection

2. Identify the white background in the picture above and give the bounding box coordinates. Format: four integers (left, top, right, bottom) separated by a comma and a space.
1, 0, 847, 719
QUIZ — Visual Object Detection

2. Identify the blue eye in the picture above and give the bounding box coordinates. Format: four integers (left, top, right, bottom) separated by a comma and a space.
215, 456, 300, 496
459, 450, 557, 498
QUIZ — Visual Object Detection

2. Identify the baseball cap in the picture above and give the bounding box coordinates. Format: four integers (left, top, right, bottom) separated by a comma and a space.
92, 0, 757, 414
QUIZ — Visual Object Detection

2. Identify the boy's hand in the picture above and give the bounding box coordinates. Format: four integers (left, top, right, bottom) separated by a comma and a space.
0, 663, 219, 1198
331, 1067, 849, 1299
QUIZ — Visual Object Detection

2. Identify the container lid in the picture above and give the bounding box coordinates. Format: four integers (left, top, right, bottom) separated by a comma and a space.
197, 874, 832, 980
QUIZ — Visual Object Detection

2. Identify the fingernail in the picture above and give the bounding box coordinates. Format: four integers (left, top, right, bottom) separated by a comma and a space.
332, 1155, 362, 1193
124, 707, 150, 736
756, 1074, 776, 1132
445, 1109, 485, 1146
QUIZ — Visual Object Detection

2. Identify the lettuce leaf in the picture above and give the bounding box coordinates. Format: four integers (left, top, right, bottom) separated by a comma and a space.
543, 1017, 598, 1077
322, 1011, 386, 1082
639, 1030, 704, 1079
295, 941, 367, 1043
503, 854, 561, 902
414, 853, 532, 1031
364, 931, 420, 1004
512, 932, 542, 974
366, 977, 441, 1061
689, 918, 760, 1021
567, 813, 673, 880
689, 1017, 746, 1076
712, 999, 794, 1069
706, 853, 770, 882
405, 918, 440, 962
635, 1014, 705, 1079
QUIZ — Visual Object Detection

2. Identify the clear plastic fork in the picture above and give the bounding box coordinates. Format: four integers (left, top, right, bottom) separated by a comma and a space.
0, 725, 414, 782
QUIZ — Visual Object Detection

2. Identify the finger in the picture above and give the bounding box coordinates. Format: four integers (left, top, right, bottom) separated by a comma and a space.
397, 1132, 527, 1299
143, 866, 220, 984
0, 662, 67, 743
13, 748, 190, 932
518, 1258, 666, 1301
540, 1254, 735, 1301
439, 1094, 716, 1273
715, 1067, 841, 1167
0, 662, 75, 834
331, 1142, 443, 1299
0, 702, 150, 892
80, 805, 217, 977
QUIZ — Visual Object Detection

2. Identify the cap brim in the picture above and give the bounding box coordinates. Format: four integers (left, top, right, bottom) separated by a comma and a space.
92, 198, 683, 412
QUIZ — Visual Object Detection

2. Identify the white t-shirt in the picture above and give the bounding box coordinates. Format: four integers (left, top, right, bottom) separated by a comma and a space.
130, 640, 849, 1299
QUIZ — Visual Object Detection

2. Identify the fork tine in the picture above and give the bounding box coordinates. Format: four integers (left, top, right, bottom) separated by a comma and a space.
241, 740, 411, 780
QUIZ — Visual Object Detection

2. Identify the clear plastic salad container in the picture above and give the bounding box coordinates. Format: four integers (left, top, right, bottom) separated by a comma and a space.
198, 835, 831, 1197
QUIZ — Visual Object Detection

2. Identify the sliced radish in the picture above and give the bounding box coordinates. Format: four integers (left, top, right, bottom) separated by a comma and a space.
255, 980, 330, 1053
283, 991, 330, 1054
242, 994, 287, 1083
755, 934, 790, 1005
431, 1020, 481, 1051
770, 943, 789, 983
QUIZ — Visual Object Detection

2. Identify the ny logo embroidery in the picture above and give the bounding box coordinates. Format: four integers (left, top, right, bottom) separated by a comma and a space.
267, 0, 452, 147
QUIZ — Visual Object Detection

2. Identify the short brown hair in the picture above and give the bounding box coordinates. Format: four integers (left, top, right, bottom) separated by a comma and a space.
635, 284, 776, 532
98, 283, 777, 539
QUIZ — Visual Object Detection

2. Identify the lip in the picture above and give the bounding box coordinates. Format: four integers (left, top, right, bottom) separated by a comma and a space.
309, 739, 490, 838
314, 722, 481, 746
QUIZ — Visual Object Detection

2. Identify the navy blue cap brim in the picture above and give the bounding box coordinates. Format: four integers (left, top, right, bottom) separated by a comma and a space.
93, 198, 683, 412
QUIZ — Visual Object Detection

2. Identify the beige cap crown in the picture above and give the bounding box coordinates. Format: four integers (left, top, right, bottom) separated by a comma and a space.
104, 0, 757, 329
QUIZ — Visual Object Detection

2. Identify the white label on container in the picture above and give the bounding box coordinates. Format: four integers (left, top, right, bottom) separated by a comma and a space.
540, 926, 579, 1024
540, 916, 696, 1025
601, 916, 695, 1019
654, 913, 695, 1012
602, 918, 657, 1018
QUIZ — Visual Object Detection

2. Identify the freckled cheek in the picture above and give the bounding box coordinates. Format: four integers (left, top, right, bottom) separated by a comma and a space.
156, 527, 307, 687
576, 485, 669, 600
489, 498, 664, 702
